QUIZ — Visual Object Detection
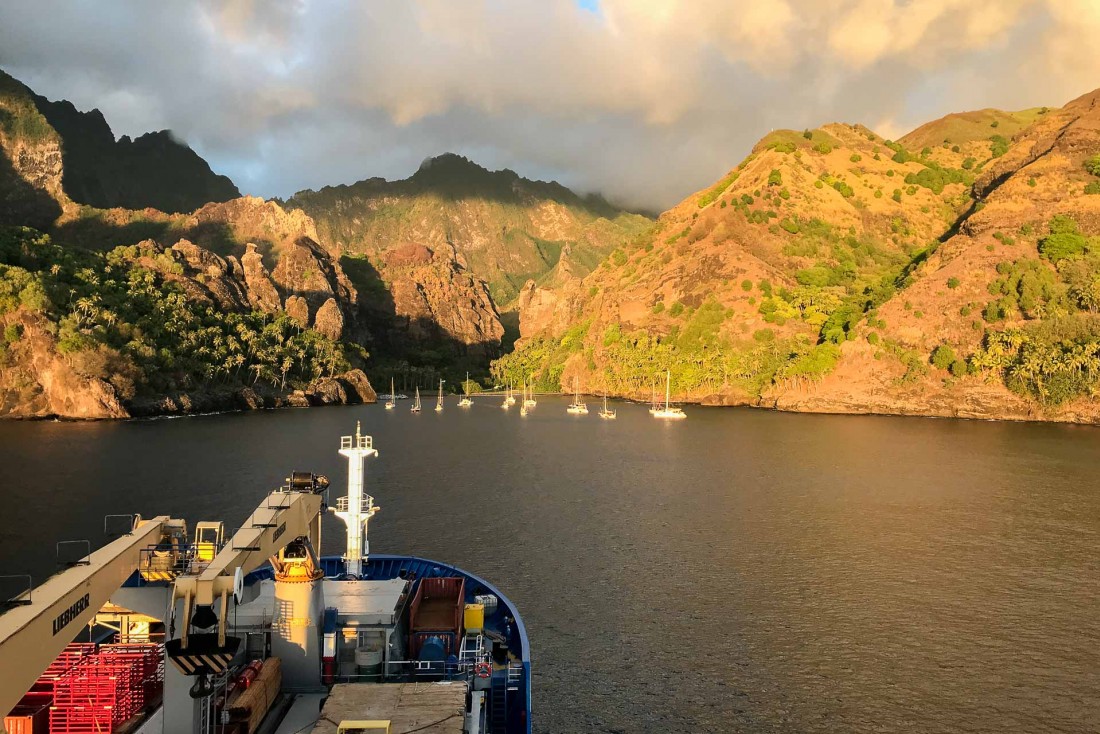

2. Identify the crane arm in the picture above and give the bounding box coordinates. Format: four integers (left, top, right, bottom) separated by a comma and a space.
166, 478, 327, 681
0, 515, 182, 717
175, 488, 324, 606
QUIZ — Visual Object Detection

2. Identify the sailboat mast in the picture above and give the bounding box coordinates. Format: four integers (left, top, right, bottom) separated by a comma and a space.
665, 369, 671, 410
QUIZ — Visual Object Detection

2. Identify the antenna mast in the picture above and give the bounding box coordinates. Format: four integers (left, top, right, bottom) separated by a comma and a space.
334, 422, 380, 577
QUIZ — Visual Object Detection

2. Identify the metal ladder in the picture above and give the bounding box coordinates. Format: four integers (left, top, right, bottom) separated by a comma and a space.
506, 660, 523, 691
490, 673, 508, 734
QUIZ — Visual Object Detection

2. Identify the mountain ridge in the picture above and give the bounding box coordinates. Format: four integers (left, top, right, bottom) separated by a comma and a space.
497, 90, 1100, 425
285, 152, 653, 305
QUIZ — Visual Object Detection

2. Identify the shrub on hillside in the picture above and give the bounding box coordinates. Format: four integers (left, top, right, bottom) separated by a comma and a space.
931, 344, 957, 370
813, 141, 833, 155
1084, 154, 1100, 177
1038, 215, 1089, 262
832, 180, 854, 198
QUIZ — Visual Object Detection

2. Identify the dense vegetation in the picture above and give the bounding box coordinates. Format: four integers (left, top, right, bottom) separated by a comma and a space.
0, 227, 353, 400
967, 216, 1100, 405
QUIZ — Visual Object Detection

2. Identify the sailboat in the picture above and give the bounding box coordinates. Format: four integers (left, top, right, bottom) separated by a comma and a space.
505, 381, 516, 406
435, 379, 444, 412
458, 372, 473, 407
648, 380, 659, 415
652, 369, 686, 419
566, 377, 588, 415
500, 383, 511, 409
385, 377, 396, 410
410, 387, 422, 413
520, 381, 532, 416
599, 394, 616, 420
523, 377, 537, 408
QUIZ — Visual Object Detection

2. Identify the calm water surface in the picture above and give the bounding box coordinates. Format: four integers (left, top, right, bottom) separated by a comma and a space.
1, 400, 1098, 733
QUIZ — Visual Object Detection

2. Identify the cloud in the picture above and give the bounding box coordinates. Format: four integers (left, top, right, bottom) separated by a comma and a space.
0, 0, 1096, 212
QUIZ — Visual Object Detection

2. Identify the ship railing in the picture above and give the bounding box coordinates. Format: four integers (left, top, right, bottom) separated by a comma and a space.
334, 496, 375, 513
332, 659, 476, 684
459, 633, 486, 664
341, 434, 373, 450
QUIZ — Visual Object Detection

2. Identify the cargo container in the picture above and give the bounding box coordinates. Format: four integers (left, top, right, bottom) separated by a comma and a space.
4, 699, 49, 734
407, 577, 465, 658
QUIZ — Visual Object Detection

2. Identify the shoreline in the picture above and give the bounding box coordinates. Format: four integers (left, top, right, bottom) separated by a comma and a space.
7, 389, 1096, 429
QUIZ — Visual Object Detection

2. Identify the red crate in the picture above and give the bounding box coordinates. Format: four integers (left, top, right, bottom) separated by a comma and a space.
49, 705, 115, 734
36, 645, 97, 691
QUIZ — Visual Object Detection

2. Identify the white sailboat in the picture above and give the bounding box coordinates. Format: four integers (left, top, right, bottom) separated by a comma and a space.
652, 369, 686, 420
458, 372, 473, 407
505, 381, 516, 406
648, 380, 659, 415
520, 380, 533, 416
385, 377, 396, 410
523, 377, 537, 408
410, 387, 422, 413
566, 377, 588, 415
435, 379, 444, 412
599, 394, 616, 420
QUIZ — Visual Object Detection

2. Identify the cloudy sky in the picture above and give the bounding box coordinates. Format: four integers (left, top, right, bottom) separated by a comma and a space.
1, 0, 1098, 212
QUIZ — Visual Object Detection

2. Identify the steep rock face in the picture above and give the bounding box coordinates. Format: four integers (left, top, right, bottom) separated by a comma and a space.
0, 312, 129, 419
286, 153, 652, 304
360, 242, 504, 358
29, 93, 238, 214
0, 70, 68, 229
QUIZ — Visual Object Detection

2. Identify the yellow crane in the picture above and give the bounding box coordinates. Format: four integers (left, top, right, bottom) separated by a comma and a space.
0, 471, 331, 718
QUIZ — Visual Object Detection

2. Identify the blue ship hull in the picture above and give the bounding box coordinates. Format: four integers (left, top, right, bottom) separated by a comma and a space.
244, 554, 533, 734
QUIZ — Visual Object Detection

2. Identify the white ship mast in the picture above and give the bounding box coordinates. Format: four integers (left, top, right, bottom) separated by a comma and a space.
333, 421, 380, 577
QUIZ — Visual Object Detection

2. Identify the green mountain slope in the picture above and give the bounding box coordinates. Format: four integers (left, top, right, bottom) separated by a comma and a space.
497, 95, 1100, 424
285, 153, 652, 304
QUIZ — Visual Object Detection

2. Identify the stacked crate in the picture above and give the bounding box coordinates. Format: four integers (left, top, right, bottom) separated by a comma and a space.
4, 644, 96, 734
48, 644, 164, 734
99, 645, 164, 710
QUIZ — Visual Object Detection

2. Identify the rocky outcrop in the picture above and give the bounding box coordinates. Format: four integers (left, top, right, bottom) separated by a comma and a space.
240, 243, 282, 312
285, 295, 309, 327
365, 242, 504, 358
314, 298, 345, 341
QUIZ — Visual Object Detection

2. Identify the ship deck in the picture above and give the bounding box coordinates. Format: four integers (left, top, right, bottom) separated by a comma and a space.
309, 682, 468, 734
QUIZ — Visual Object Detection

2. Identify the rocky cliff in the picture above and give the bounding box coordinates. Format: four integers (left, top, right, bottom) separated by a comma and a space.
345, 242, 504, 361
